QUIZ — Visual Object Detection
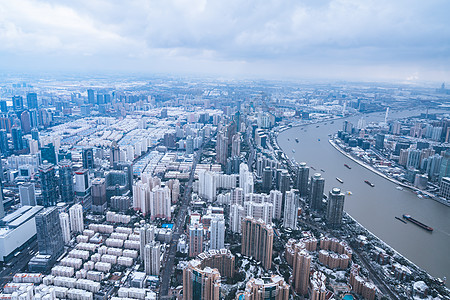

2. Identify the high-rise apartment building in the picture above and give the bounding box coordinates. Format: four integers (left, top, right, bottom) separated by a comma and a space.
183, 259, 220, 300
189, 223, 204, 257
59, 212, 71, 244
110, 141, 120, 168
69, 203, 84, 233
239, 163, 254, 196
139, 224, 155, 257
26, 92, 38, 109
209, 217, 225, 250
231, 133, 241, 157
326, 188, 345, 228
262, 166, 272, 193
241, 216, 273, 270
144, 241, 161, 276
58, 160, 73, 204
35, 207, 64, 259
12, 96, 24, 111
309, 173, 325, 211
215, 130, 228, 166
283, 189, 299, 229
39, 163, 59, 207
238, 275, 289, 300
270, 190, 283, 220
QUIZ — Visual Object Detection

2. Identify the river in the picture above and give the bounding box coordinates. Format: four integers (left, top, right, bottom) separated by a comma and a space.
277, 109, 450, 284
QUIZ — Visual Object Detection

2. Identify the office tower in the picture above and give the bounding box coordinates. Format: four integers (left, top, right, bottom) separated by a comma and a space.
309, 173, 325, 211
283, 189, 299, 229
26, 92, 38, 109
262, 166, 272, 193
295, 162, 309, 197
144, 241, 161, 276
82, 147, 94, 169
270, 190, 283, 220
19, 182, 36, 206
0, 130, 8, 156
231, 133, 241, 157
11, 126, 24, 152
150, 186, 171, 220
29, 109, 39, 128
39, 163, 59, 207
74, 169, 92, 209
239, 275, 289, 300
241, 216, 273, 270
0, 101, 6, 113
87, 89, 95, 104
239, 163, 254, 195
20, 110, 31, 133
110, 141, 120, 167
209, 217, 225, 250
69, 203, 84, 233
35, 207, 64, 258
91, 178, 107, 213
139, 224, 155, 257
215, 130, 228, 166
326, 188, 345, 228
12, 96, 24, 111
189, 223, 204, 257
185, 135, 194, 155
41, 143, 56, 165
183, 259, 220, 300
375, 133, 385, 150
59, 212, 71, 244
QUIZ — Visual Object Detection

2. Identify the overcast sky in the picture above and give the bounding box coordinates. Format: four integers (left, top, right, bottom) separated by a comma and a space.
1, 0, 449, 82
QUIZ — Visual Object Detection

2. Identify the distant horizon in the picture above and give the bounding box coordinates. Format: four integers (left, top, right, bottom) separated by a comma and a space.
1, 1, 449, 84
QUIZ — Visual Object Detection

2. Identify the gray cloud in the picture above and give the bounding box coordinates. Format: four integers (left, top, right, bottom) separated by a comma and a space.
0, 0, 449, 81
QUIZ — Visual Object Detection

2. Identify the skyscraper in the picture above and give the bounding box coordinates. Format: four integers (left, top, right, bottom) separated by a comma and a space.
82, 147, 94, 169
144, 241, 161, 276
69, 203, 84, 233
215, 130, 228, 166
11, 126, 24, 152
185, 135, 194, 155
279, 170, 290, 200
110, 141, 120, 168
241, 216, 273, 270
12, 96, 24, 112
0, 129, 9, 156
74, 169, 92, 210
309, 173, 325, 211
35, 207, 64, 259
87, 89, 95, 105
91, 178, 107, 213
39, 163, 59, 207
19, 182, 36, 206
209, 217, 225, 250
58, 160, 74, 204
295, 162, 309, 197
20, 110, 31, 133
231, 133, 241, 157
262, 166, 272, 193
150, 186, 171, 220
326, 188, 345, 228
283, 189, 299, 229
26, 92, 38, 109
183, 259, 221, 300
375, 133, 385, 150
189, 223, 204, 257
41, 143, 56, 165
292, 248, 311, 295
239, 275, 289, 300
139, 224, 155, 257
59, 212, 71, 244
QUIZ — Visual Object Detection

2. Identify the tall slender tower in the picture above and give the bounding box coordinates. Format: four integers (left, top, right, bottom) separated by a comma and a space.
59, 212, 71, 244
39, 163, 59, 207
241, 216, 273, 270
283, 189, 299, 229
326, 188, 345, 228
69, 203, 84, 233
295, 162, 309, 197
58, 160, 74, 204
309, 173, 325, 211
209, 217, 225, 250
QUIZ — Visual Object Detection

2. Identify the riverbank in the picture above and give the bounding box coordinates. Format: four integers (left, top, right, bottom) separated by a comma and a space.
328, 138, 450, 207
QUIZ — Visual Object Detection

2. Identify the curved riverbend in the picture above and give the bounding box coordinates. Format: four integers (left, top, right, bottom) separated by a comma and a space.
277, 109, 450, 283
